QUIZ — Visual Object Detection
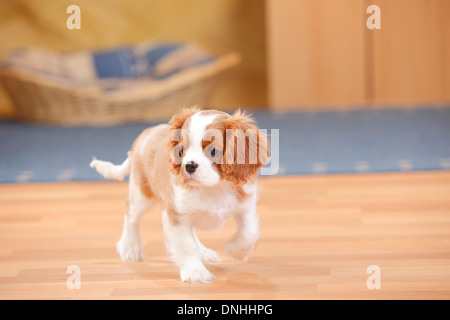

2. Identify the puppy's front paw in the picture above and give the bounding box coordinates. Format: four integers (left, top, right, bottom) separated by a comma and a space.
116, 238, 145, 262
226, 239, 255, 260
180, 264, 215, 283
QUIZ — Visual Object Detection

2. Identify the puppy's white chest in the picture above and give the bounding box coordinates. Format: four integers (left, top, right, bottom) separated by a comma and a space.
173, 184, 239, 229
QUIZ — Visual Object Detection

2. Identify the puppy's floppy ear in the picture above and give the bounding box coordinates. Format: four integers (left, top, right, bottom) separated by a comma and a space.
167, 107, 201, 173
221, 110, 269, 184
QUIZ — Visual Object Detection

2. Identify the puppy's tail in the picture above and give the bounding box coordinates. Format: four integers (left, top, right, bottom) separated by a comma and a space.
90, 156, 131, 181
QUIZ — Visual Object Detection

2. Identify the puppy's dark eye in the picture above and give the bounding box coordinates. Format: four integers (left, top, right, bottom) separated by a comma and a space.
179, 146, 184, 158
206, 146, 221, 162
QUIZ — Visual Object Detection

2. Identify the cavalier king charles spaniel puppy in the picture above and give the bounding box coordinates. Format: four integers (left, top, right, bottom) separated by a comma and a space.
90, 107, 269, 283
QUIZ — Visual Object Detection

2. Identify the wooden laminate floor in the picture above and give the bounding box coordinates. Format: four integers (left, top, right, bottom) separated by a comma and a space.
0, 171, 449, 300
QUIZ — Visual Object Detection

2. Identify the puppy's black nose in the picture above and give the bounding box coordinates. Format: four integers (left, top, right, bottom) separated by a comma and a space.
185, 161, 198, 174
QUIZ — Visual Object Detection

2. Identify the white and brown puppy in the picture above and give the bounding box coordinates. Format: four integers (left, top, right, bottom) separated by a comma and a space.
90, 107, 269, 283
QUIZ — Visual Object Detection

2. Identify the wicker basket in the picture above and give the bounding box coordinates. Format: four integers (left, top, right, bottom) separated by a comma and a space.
0, 46, 240, 125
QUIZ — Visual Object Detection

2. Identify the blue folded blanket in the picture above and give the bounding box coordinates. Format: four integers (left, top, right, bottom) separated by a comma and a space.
93, 43, 215, 79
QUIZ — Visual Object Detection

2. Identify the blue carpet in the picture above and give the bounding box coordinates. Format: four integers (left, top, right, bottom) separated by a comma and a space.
0, 107, 449, 183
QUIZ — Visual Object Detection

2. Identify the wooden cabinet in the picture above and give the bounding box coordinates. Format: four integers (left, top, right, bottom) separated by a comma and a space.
371, 0, 450, 105
266, 0, 450, 110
